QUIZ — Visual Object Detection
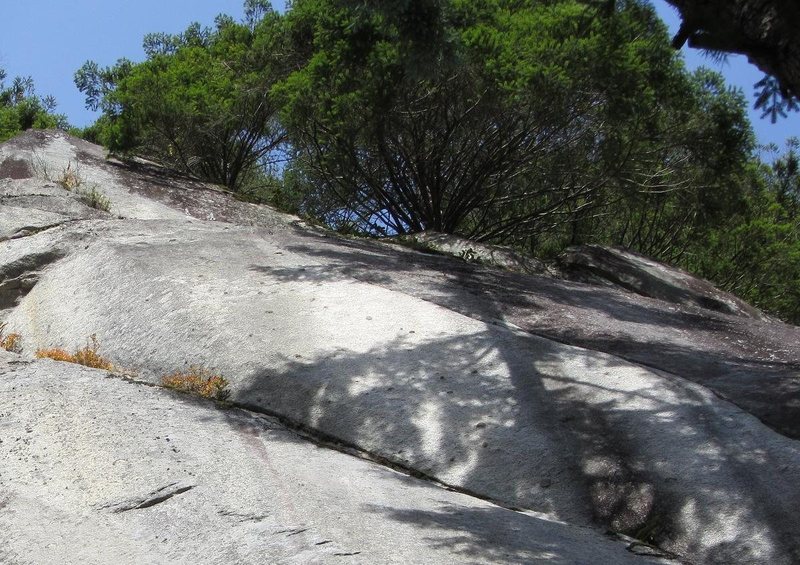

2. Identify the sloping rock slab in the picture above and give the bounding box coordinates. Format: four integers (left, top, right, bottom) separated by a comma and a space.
0, 352, 667, 565
0, 129, 299, 230
558, 244, 768, 320
4, 219, 800, 565
254, 231, 800, 441
2, 131, 800, 564
0, 130, 186, 221
0, 204, 68, 241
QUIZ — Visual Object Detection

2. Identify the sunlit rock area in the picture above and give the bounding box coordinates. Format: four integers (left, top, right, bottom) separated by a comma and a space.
1, 130, 799, 564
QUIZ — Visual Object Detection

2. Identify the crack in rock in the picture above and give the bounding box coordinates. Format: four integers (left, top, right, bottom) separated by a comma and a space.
7, 221, 72, 241
274, 527, 309, 537
100, 481, 195, 513
217, 510, 270, 523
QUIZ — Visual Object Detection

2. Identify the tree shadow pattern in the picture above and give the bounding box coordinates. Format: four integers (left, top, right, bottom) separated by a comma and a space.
235, 235, 800, 564
269, 228, 800, 439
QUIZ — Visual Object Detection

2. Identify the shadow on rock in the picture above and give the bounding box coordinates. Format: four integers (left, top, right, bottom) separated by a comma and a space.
275, 231, 800, 441
230, 319, 800, 564
362, 500, 613, 564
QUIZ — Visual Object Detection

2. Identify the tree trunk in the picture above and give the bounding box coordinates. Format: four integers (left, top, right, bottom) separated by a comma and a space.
665, 0, 800, 98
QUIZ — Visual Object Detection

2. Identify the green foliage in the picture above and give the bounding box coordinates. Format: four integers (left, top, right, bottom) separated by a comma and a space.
276, 0, 755, 253
686, 142, 800, 323
0, 71, 68, 142
77, 185, 112, 212
754, 75, 800, 124
569, 68, 757, 264
75, 10, 289, 191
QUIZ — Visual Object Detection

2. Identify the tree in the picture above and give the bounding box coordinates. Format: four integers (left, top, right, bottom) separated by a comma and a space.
75, 8, 289, 191
583, 68, 756, 262
277, 0, 754, 254
684, 142, 800, 323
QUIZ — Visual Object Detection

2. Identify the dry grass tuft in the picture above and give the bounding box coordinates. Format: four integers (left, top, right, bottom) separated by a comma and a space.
35, 347, 73, 361
0, 323, 22, 353
58, 162, 82, 190
36, 334, 113, 370
55, 162, 112, 212
162, 366, 231, 401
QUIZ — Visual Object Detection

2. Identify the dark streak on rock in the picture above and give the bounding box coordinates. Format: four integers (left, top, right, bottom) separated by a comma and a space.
218, 509, 270, 523
103, 482, 195, 513
274, 527, 309, 537
130, 485, 194, 511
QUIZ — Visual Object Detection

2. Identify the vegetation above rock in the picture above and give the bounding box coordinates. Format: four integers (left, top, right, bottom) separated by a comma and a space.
0, 70, 67, 143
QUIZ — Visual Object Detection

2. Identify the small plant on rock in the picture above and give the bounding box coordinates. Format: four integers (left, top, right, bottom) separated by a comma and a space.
58, 162, 82, 190
43, 160, 112, 212
36, 334, 113, 370
77, 185, 112, 212
162, 366, 231, 401
28, 151, 52, 181
0, 323, 22, 353
458, 247, 478, 262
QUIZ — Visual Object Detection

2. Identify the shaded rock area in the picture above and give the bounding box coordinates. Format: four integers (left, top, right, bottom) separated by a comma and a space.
394, 231, 554, 276
558, 244, 769, 321
2, 130, 800, 564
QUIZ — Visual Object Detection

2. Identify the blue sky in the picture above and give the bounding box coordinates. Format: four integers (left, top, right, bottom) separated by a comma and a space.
0, 0, 796, 151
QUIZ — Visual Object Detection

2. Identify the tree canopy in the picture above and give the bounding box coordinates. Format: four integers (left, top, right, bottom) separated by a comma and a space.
75, 7, 288, 191
277, 1, 754, 254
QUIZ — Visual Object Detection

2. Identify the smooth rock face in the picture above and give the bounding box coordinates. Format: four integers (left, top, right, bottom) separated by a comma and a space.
1, 352, 665, 565
2, 130, 800, 565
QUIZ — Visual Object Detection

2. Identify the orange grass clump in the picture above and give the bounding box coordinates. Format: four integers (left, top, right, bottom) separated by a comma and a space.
162, 366, 231, 401
0, 323, 22, 353
35, 348, 72, 361
36, 335, 113, 370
